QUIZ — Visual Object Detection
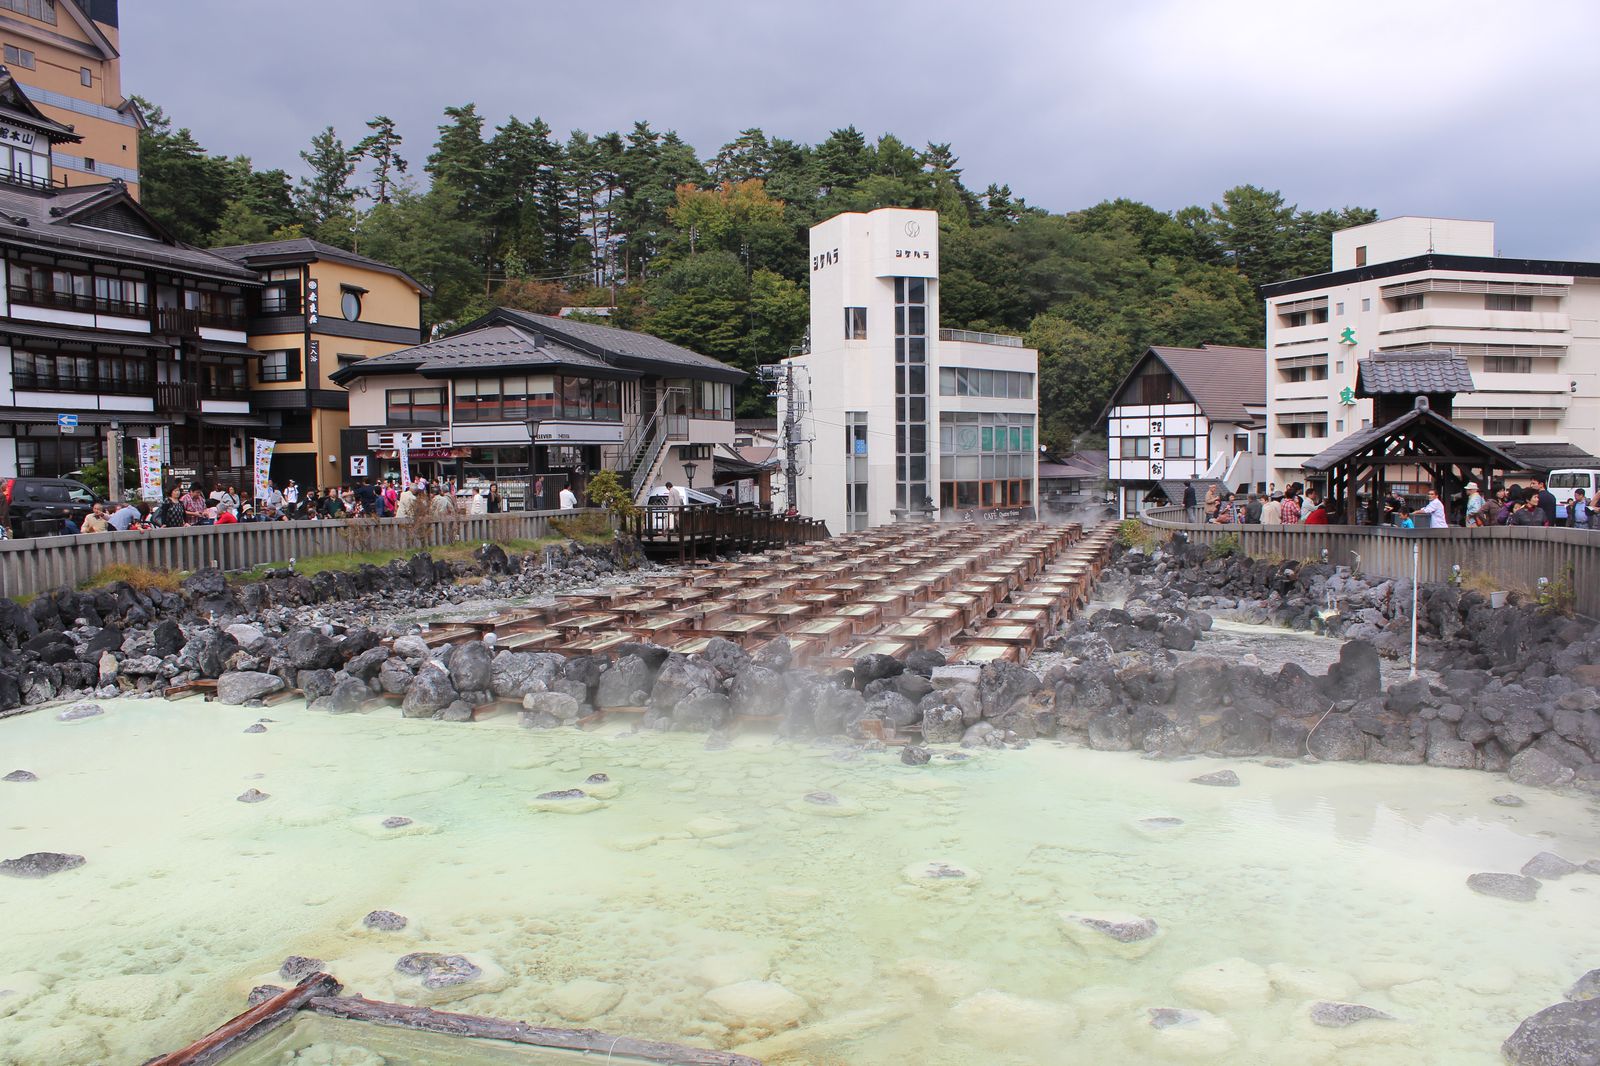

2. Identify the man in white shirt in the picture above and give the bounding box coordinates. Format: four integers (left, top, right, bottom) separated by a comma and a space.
665, 481, 686, 507
1416, 488, 1449, 528
559, 484, 578, 510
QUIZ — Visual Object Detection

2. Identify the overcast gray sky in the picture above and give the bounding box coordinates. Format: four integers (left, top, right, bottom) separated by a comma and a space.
123, 0, 1600, 260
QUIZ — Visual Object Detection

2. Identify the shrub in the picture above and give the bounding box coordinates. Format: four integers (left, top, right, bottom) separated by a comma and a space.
80, 562, 181, 594
584, 469, 639, 520
1537, 562, 1575, 616
1116, 519, 1154, 551
1207, 533, 1242, 560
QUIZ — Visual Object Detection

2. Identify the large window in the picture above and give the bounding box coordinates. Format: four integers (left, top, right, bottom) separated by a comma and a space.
1119, 436, 1150, 458
257, 349, 301, 384
387, 388, 445, 426
1486, 294, 1533, 312
1482, 418, 1532, 436
6, 262, 146, 314
663, 378, 732, 420
1164, 436, 1197, 458
182, 288, 245, 328
201, 363, 247, 400
259, 268, 301, 315
938, 367, 1034, 399
895, 276, 929, 511
1387, 294, 1424, 312
845, 411, 868, 531
3, 43, 35, 68
12, 350, 150, 394
0, 0, 55, 24
845, 307, 867, 340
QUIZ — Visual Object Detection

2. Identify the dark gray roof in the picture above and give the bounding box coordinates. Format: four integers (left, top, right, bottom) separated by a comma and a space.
328, 323, 629, 385
212, 237, 431, 296
1358, 350, 1475, 396
1153, 478, 1225, 504
0, 70, 81, 142
0, 318, 171, 349
1104, 345, 1265, 425
1302, 404, 1521, 472
1497, 442, 1600, 474
472, 307, 745, 383
0, 181, 260, 283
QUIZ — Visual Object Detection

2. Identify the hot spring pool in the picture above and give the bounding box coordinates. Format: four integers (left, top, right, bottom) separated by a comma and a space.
2, 697, 1597, 1065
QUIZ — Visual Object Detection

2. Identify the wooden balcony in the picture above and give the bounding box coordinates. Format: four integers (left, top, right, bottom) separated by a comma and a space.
156, 382, 200, 413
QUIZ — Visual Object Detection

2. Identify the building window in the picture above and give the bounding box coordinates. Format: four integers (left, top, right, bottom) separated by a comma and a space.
1361, 298, 1371, 311
939, 367, 1034, 398
1485, 294, 1533, 312
844, 307, 867, 340
1483, 355, 1534, 373
1279, 307, 1329, 327
386, 387, 445, 426
1233, 433, 1249, 455
1355, 245, 1367, 267
3, 44, 36, 69
1119, 436, 1150, 459
80, 67, 91, 87
1482, 418, 1532, 436
1164, 436, 1196, 458
0, 0, 55, 24
1119, 363, 1178, 405
340, 287, 362, 322
1256, 431, 1267, 453
1388, 294, 1424, 312
894, 276, 929, 512
1335, 302, 1344, 315
12, 350, 150, 394
845, 411, 868, 530
8, 263, 149, 315
257, 349, 302, 384
1336, 419, 1345, 432
182, 288, 246, 328
1335, 360, 1343, 373
259, 268, 301, 315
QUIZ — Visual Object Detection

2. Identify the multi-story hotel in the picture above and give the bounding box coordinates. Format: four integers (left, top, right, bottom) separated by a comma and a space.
330, 308, 742, 510
780, 207, 1038, 531
0, 0, 139, 194
1262, 216, 1600, 490
1103, 344, 1266, 517
213, 239, 428, 490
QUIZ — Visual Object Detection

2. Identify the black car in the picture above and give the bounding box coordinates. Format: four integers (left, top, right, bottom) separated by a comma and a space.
2, 477, 102, 537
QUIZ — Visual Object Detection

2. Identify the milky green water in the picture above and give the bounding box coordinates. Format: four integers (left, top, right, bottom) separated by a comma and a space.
2, 698, 1598, 1066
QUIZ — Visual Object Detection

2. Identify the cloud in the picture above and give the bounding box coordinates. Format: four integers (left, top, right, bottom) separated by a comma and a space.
121, 0, 1600, 257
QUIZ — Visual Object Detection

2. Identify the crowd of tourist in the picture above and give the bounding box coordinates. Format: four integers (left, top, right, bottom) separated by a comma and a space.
1183, 475, 1599, 530
67, 477, 521, 535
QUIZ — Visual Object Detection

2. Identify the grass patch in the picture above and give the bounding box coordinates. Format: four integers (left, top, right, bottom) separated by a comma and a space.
1206, 532, 1242, 560
233, 537, 555, 583
79, 562, 182, 594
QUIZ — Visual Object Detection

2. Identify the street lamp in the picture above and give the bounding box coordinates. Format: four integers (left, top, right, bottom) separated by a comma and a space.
683, 461, 698, 490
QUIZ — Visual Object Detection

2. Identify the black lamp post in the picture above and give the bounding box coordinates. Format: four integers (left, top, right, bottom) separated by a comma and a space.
683, 461, 698, 490
524, 416, 541, 511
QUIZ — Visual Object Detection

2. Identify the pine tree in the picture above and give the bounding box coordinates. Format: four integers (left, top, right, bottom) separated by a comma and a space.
295, 126, 360, 234
354, 115, 407, 204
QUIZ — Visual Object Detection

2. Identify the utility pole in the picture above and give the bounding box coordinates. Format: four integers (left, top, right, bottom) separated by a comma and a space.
760, 359, 808, 515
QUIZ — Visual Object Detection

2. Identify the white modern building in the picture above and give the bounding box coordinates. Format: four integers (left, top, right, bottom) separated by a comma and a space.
1103, 345, 1267, 517
1262, 216, 1600, 489
780, 207, 1038, 532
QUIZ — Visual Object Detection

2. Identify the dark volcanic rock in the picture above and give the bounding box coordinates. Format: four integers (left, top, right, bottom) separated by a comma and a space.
278, 955, 323, 982
217, 672, 285, 706
237, 788, 270, 804
803, 790, 839, 806
1522, 852, 1583, 880
1190, 769, 1240, 787
364, 910, 408, 931
401, 665, 457, 718
1493, 794, 1526, 807
381, 816, 413, 829
243, 723, 267, 734
1324, 639, 1382, 702
447, 641, 494, 692
1467, 872, 1540, 901
900, 745, 932, 766
1568, 970, 1600, 1003
246, 984, 286, 1007
3, 769, 37, 782
1503, 999, 1600, 1065
1508, 748, 1576, 790
1310, 1002, 1395, 1028
0, 851, 85, 878
395, 952, 481, 989
536, 789, 586, 800
56, 702, 104, 721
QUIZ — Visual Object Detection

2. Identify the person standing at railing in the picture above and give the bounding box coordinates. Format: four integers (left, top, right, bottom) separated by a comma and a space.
467, 487, 488, 515
1182, 481, 1197, 523
1260, 494, 1282, 525
559, 483, 578, 510
1531, 477, 1558, 529
181, 485, 210, 525
1415, 488, 1448, 528
155, 487, 186, 528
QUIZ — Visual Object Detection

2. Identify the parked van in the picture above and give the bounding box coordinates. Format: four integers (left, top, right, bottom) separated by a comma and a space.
1547, 469, 1600, 498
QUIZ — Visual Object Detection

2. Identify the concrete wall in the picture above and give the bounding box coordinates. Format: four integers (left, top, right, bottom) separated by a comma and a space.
1331, 217, 1495, 270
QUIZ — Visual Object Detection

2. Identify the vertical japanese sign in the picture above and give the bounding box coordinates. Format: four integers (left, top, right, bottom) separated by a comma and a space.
252, 438, 276, 500
136, 438, 163, 501
398, 435, 412, 487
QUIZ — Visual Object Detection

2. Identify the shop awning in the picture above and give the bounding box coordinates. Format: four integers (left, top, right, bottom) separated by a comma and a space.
196, 412, 269, 428
532, 420, 624, 445
199, 339, 260, 359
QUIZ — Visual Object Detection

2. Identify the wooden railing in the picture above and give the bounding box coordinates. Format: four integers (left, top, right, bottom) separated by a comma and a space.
1142, 506, 1600, 617
155, 381, 200, 412
621, 505, 829, 561
0, 510, 587, 601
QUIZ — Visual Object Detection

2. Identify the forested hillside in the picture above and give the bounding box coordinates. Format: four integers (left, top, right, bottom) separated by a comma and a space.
135, 99, 1374, 446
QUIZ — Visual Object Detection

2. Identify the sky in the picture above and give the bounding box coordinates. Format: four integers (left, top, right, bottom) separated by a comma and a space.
121, 0, 1600, 260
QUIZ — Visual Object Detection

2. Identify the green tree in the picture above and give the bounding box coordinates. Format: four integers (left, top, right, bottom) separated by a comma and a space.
1027, 314, 1132, 450
743, 269, 807, 414
357, 187, 486, 334
133, 96, 231, 243
644, 251, 748, 369
295, 126, 361, 238
426, 103, 489, 215
354, 115, 407, 204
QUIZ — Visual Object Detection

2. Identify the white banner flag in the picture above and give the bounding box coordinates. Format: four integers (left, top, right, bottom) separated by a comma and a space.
253, 438, 276, 501
136, 438, 163, 502
398, 438, 411, 488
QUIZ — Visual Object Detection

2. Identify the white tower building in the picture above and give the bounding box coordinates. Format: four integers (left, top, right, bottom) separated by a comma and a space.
780, 207, 1038, 532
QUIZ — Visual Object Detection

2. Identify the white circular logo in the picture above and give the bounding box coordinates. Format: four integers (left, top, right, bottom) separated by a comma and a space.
905, 220, 921, 237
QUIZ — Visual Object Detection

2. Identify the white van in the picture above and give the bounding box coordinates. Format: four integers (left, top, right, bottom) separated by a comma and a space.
1547, 469, 1600, 498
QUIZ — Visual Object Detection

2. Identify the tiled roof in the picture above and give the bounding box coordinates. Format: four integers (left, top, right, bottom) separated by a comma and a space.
0, 181, 259, 282
328, 323, 628, 385
1302, 404, 1520, 472
477, 307, 745, 383
1358, 350, 1475, 396
211, 237, 431, 295
1497, 442, 1600, 474
1144, 345, 1266, 424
